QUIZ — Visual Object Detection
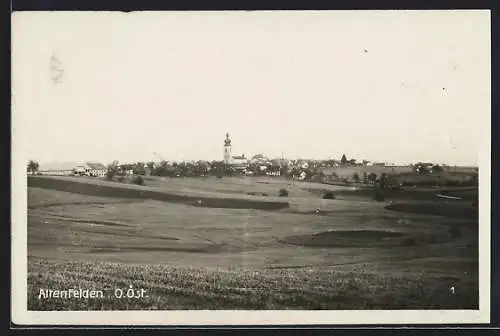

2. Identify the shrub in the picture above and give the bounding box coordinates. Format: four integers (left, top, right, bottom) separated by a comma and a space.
105, 170, 115, 181
432, 164, 444, 173
279, 188, 289, 197
262, 193, 269, 196
322, 191, 335, 199
117, 176, 125, 183
132, 175, 145, 186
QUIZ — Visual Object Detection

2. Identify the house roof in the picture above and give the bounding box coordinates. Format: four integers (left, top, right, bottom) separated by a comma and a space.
85, 162, 106, 170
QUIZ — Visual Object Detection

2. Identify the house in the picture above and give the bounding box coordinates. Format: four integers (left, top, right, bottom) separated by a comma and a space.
73, 165, 87, 175
72, 163, 107, 177
38, 168, 74, 176
266, 165, 281, 176
85, 162, 107, 177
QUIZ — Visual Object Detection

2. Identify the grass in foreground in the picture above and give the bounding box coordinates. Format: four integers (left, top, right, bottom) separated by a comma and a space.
28, 258, 478, 311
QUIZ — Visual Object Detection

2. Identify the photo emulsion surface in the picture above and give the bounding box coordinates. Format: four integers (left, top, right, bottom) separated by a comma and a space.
12, 10, 490, 325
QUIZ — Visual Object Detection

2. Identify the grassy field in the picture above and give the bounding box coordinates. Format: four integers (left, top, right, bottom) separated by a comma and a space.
28, 257, 478, 310
324, 166, 414, 178
323, 165, 477, 184
27, 175, 479, 310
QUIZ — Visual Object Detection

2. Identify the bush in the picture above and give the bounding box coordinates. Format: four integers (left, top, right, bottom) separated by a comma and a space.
132, 175, 145, 186
262, 193, 269, 196
322, 191, 335, 199
117, 176, 125, 183
105, 170, 115, 181
279, 188, 289, 197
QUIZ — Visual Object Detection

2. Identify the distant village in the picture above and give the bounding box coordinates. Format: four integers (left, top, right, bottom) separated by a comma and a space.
27, 133, 478, 187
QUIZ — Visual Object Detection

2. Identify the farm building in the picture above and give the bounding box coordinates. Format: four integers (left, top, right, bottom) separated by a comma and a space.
38, 168, 74, 176
38, 162, 107, 177
73, 163, 107, 177
85, 163, 107, 177
73, 165, 87, 175
38, 161, 79, 176
266, 165, 281, 176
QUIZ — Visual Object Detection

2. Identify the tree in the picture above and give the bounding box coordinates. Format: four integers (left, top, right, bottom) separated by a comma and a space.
27, 160, 39, 174
132, 175, 145, 186
106, 161, 119, 180
367, 172, 378, 184
379, 172, 388, 189
415, 164, 431, 174
134, 162, 146, 175
352, 172, 360, 183
323, 191, 335, 199
341, 154, 348, 165
279, 188, 289, 197
362, 172, 368, 184
432, 164, 444, 173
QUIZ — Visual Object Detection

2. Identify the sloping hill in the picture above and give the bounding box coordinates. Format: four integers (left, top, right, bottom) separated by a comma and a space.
28, 176, 290, 211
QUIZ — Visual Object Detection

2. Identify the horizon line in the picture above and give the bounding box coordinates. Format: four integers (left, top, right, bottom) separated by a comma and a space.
31, 157, 479, 168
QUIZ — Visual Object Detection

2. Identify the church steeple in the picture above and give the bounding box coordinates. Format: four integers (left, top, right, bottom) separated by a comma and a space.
224, 132, 231, 147
223, 132, 232, 164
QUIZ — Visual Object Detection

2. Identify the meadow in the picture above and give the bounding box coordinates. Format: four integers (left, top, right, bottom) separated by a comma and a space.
27, 175, 479, 310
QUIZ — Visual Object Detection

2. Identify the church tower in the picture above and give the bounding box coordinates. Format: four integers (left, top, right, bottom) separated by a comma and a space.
223, 132, 232, 164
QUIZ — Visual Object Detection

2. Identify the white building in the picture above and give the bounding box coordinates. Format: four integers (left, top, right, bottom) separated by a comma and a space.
223, 133, 248, 172
85, 162, 107, 177
39, 162, 107, 177
38, 161, 79, 176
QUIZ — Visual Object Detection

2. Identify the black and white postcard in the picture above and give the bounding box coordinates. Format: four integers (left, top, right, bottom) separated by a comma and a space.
11, 10, 491, 325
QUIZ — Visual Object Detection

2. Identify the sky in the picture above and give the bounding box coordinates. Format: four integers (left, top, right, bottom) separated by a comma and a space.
12, 10, 490, 166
